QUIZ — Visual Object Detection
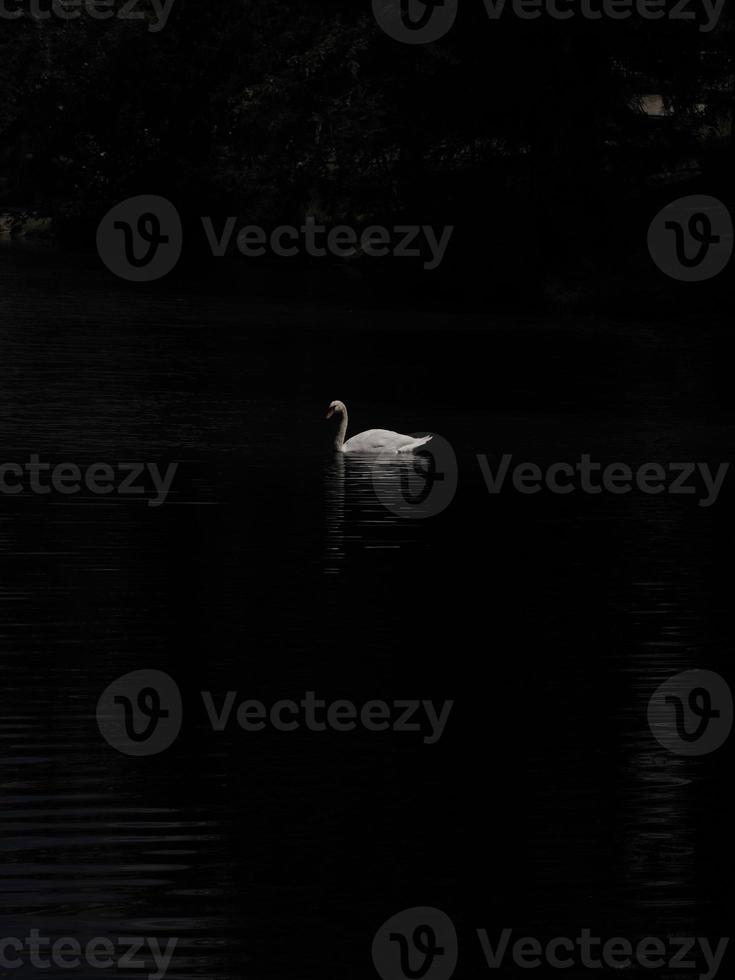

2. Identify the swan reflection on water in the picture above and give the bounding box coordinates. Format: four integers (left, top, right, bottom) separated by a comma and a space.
324, 449, 439, 573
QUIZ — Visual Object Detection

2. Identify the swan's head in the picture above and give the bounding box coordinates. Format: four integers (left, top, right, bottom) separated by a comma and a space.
326, 400, 346, 419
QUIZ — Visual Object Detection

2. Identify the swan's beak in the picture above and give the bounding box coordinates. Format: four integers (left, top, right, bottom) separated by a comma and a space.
325, 408, 335, 419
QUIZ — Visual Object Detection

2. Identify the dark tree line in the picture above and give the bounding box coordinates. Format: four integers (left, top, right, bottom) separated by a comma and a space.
1, 0, 733, 309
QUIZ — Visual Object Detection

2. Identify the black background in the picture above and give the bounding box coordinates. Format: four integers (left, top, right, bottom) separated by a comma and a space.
1, 1, 734, 979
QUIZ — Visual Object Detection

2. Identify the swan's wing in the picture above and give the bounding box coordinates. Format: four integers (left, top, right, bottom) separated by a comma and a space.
343, 429, 431, 453
396, 434, 432, 453
342, 428, 396, 452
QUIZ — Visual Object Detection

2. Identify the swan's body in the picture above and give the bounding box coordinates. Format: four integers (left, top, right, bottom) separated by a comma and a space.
326, 400, 432, 454
343, 428, 432, 454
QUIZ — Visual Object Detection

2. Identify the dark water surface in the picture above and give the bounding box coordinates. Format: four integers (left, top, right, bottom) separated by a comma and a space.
0, 247, 732, 978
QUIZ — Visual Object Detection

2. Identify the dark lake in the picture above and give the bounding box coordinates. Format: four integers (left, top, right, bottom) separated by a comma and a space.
0, 244, 731, 978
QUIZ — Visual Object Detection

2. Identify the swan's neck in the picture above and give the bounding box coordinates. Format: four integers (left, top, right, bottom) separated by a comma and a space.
335, 408, 348, 451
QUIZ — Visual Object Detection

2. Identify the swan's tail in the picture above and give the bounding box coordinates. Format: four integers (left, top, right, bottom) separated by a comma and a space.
398, 434, 433, 453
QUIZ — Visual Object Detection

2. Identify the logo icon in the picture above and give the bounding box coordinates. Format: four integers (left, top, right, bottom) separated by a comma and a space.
97, 195, 182, 281
373, 908, 457, 980
648, 195, 733, 282
97, 669, 183, 756
372, 0, 458, 43
647, 669, 732, 755
372, 434, 457, 518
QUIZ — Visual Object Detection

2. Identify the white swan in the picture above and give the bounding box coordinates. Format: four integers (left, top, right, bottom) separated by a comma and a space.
326, 400, 432, 454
